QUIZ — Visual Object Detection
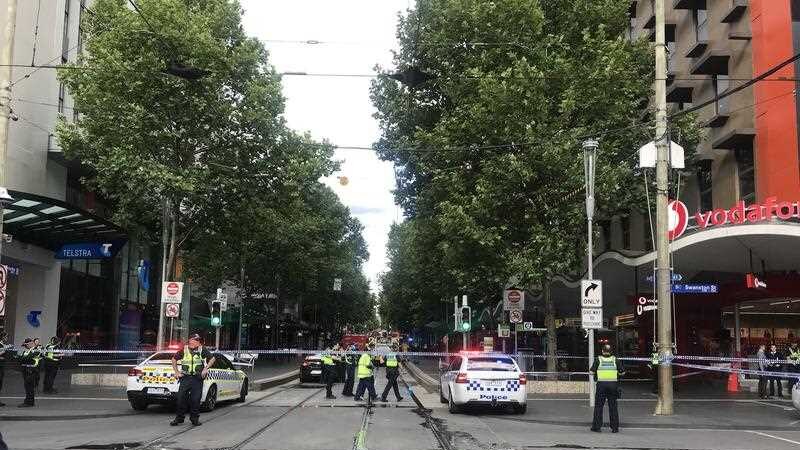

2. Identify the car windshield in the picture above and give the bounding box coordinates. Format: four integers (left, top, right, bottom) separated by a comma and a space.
146, 352, 176, 362
466, 357, 517, 372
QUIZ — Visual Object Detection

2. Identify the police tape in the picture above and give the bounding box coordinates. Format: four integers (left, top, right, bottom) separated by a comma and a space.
672, 361, 800, 380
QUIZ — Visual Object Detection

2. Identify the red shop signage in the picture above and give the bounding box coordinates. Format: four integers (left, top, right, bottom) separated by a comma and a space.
672, 197, 797, 239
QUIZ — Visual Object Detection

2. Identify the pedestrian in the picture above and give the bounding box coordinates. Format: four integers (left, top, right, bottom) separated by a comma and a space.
43, 336, 61, 394
170, 333, 215, 426
590, 344, 625, 433
321, 346, 339, 399
342, 344, 357, 397
787, 342, 800, 391
0, 331, 9, 407
354, 344, 377, 404
757, 344, 768, 399
767, 343, 783, 398
18, 338, 39, 407
380, 346, 403, 402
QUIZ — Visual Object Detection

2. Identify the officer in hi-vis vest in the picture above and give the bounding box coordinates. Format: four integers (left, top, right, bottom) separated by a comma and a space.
321, 346, 339, 399
380, 346, 403, 402
170, 333, 215, 426
590, 344, 625, 433
43, 337, 62, 394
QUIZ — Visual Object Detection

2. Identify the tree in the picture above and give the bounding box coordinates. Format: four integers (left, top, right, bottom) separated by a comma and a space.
57, 0, 333, 280
373, 0, 698, 345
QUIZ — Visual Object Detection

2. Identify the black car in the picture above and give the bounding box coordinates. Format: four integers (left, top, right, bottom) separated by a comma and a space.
300, 354, 323, 383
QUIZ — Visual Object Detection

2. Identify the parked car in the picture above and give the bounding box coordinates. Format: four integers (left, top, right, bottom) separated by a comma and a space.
300, 354, 323, 383
439, 352, 527, 414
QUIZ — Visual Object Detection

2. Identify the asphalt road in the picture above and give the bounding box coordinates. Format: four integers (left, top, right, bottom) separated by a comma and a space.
4, 368, 800, 450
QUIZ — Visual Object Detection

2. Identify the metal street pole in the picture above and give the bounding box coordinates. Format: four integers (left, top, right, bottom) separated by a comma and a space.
215, 317, 221, 349
582, 138, 598, 407
654, 0, 674, 416
156, 199, 169, 350
237, 262, 245, 352
0, 0, 17, 334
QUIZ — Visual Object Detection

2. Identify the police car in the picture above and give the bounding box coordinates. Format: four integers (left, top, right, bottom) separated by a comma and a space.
439, 353, 527, 414
126, 351, 249, 411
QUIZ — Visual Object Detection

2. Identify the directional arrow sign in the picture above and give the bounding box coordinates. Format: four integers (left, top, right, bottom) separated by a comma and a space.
581, 279, 603, 308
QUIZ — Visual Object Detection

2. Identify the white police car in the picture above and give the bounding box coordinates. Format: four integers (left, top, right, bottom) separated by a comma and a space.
126, 351, 248, 411
439, 352, 527, 414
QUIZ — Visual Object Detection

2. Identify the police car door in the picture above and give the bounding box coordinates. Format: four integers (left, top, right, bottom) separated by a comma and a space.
209, 354, 237, 400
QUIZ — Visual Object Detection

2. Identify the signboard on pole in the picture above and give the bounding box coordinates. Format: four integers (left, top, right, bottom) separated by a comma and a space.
161, 282, 184, 304
333, 278, 342, 292
498, 324, 511, 338
581, 307, 603, 329
483, 336, 494, 352
509, 310, 523, 323
523, 321, 533, 331
503, 289, 525, 311
580, 280, 603, 308
165, 303, 180, 318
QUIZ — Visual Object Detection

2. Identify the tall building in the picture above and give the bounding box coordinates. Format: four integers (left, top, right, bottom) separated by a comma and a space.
550, 0, 800, 360
0, 0, 157, 348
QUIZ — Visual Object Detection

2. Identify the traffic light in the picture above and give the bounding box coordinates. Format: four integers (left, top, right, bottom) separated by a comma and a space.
211, 301, 222, 327
460, 306, 471, 332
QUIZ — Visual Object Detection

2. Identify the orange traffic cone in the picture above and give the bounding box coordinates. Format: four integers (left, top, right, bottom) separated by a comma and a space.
727, 371, 739, 392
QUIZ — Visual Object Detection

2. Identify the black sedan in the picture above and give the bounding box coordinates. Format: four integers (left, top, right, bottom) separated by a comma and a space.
300, 354, 323, 383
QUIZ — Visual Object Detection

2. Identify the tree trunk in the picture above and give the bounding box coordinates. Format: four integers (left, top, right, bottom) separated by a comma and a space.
544, 280, 558, 379
165, 202, 178, 280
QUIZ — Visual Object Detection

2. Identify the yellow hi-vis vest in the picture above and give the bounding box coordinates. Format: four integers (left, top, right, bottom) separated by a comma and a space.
385, 354, 398, 368
357, 353, 373, 379
321, 353, 335, 366
45, 344, 59, 361
596, 356, 618, 381
181, 346, 204, 375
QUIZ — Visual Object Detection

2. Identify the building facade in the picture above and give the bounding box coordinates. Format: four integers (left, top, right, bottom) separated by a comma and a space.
0, 0, 159, 348
550, 0, 800, 361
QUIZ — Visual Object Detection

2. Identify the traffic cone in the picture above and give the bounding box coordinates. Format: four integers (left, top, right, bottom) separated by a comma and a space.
727, 371, 739, 392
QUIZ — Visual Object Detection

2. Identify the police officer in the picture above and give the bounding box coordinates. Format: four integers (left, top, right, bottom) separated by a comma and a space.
354, 344, 377, 404
18, 338, 39, 407
787, 342, 800, 390
170, 333, 215, 426
0, 332, 9, 407
321, 346, 339, 399
32, 337, 42, 390
43, 337, 61, 394
342, 344, 357, 397
380, 346, 403, 402
590, 344, 624, 433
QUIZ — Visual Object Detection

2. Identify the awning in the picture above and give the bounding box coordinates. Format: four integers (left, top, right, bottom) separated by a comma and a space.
3, 190, 126, 251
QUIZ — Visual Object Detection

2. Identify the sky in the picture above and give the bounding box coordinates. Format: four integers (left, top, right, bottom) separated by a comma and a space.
239, 0, 408, 291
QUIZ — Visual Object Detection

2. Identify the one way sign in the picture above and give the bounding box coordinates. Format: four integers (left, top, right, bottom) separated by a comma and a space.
581, 280, 603, 308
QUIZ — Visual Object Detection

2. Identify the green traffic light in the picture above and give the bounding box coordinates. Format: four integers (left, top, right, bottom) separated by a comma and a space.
211, 317, 221, 326
461, 321, 471, 332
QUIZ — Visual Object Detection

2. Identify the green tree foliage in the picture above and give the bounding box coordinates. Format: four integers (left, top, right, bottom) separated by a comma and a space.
57, 0, 374, 334
374, 0, 698, 329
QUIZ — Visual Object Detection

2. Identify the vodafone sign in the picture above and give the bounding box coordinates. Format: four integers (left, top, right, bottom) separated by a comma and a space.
668, 200, 689, 240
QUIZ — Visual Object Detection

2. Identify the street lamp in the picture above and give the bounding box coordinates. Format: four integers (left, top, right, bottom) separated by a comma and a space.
582, 138, 598, 407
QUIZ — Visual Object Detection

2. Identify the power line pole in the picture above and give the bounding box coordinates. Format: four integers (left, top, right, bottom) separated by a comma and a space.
654, 0, 674, 416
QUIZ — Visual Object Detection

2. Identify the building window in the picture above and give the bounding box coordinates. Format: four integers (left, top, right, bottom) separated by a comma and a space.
58, 83, 66, 114
62, 0, 72, 62
693, 9, 709, 42
736, 148, 756, 203
713, 75, 730, 115
698, 160, 713, 211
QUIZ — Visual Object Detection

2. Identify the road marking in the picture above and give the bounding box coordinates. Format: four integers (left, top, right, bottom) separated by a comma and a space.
753, 400, 794, 411
748, 431, 800, 446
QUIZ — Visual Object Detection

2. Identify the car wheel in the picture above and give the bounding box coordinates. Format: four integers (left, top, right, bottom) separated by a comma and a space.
439, 384, 448, 404
514, 404, 527, 414
238, 379, 249, 403
201, 385, 217, 412
129, 399, 148, 411
448, 388, 460, 414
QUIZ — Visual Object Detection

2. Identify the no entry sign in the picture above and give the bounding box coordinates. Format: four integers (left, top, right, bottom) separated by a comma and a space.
504, 289, 525, 311
161, 281, 184, 304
